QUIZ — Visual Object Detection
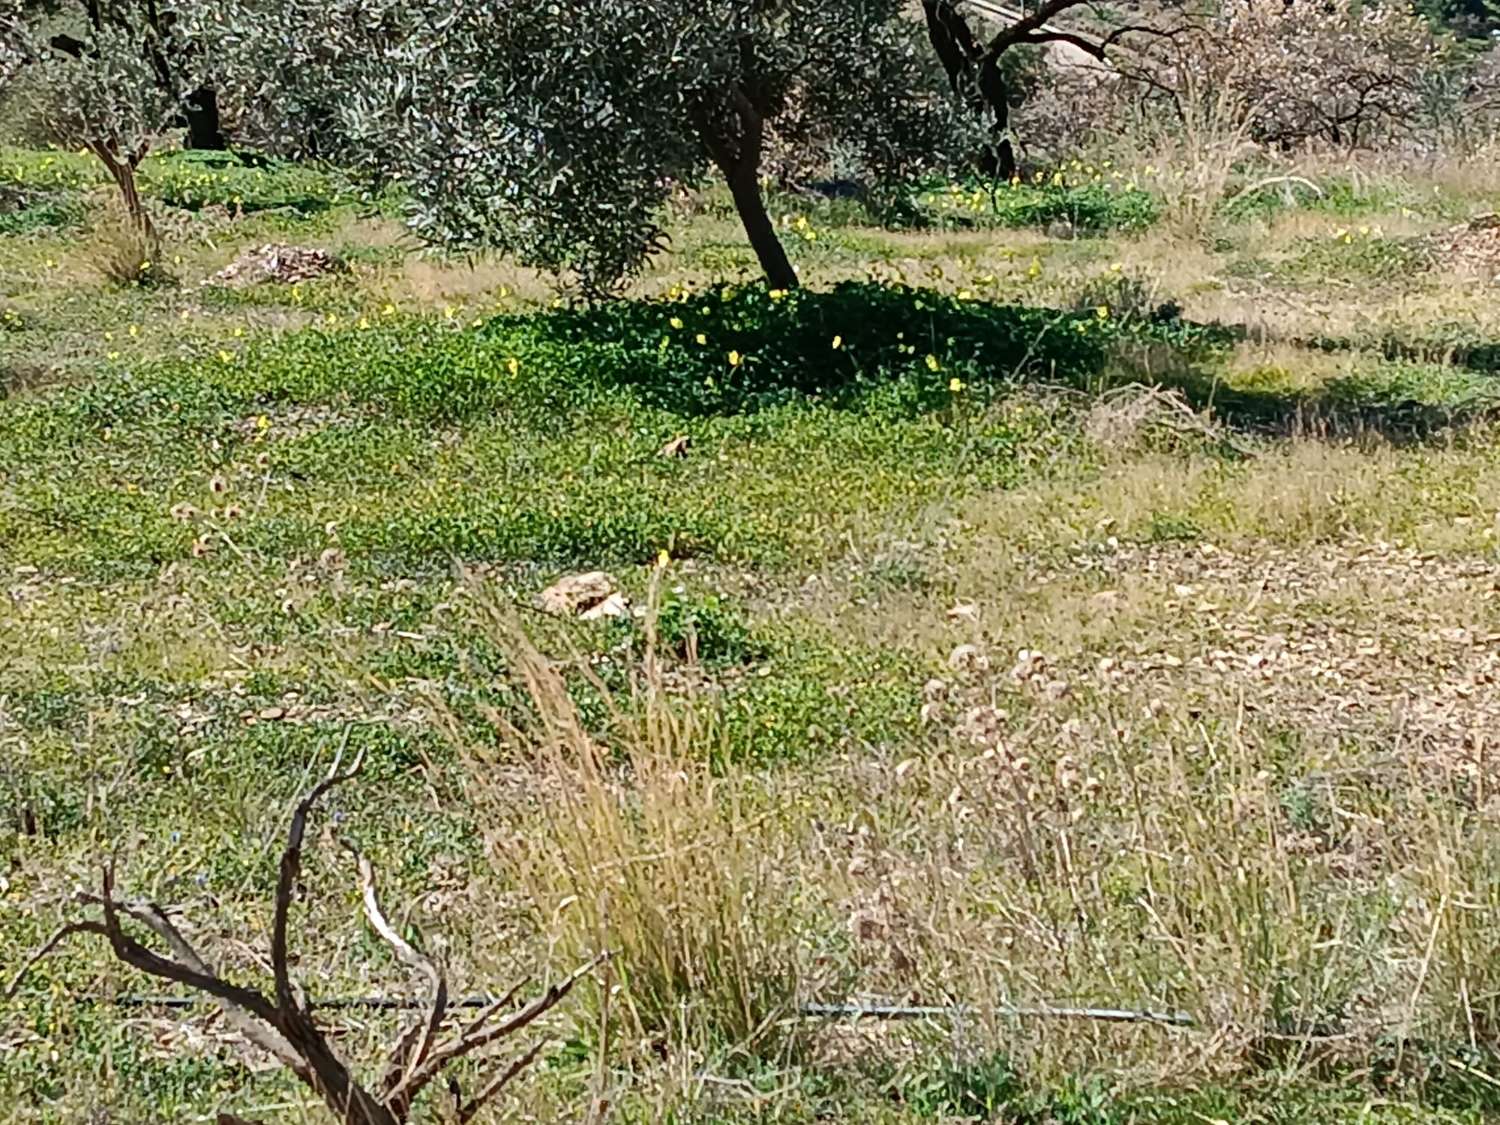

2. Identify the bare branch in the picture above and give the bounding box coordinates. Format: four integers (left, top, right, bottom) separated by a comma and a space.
1014, 29, 1106, 61
6, 920, 111, 999
274, 733, 363, 1016
397, 954, 608, 1104
14, 743, 585, 1125
379, 1019, 427, 1097
342, 838, 448, 1111
75, 890, 308, 1078
982, 0, 1094, 58
90, 868, 282, 1025
458, 1040, 547, 1123
457, 979, 529, 1043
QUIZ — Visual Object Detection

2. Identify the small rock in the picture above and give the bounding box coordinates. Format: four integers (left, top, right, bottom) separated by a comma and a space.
922, 678, 949, 702
540, 571, 621, 617
948, 643, 990, 676
946, 601, 981, 624
659, 435, 691, 458
258, 706, 286, 721
579, 592, 631, 621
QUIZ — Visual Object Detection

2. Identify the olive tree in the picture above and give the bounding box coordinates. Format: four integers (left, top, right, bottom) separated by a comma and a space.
0, 0, 220, 235
206, 0, 971, 293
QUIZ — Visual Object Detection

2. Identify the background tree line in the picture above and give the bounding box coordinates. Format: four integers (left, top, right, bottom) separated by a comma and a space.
1, 0, 1496, 292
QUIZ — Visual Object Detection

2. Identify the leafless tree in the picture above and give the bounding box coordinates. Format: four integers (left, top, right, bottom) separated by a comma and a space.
920, 0, 1164, 177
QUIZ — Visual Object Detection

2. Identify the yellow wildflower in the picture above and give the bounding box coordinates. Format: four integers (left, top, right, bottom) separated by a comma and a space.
949, 376, 965, 393
925, 354, 941, 372
669, 316, 684, 329
695, 333, 707, 346
728, 350, 742, 367
832, 335, 843, 350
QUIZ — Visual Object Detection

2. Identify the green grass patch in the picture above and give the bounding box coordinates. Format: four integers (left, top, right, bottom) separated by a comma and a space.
2, 285, 1147, 576
140, 149, 347, 214
920, 176, 1160, 233
1275, 231, 1433, 284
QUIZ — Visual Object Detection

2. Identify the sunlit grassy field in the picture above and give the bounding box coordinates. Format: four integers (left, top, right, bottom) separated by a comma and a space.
5, 144, 1500, 1122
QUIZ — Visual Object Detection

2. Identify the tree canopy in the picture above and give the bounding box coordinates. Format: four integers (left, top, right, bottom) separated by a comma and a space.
204, 0, 974, 293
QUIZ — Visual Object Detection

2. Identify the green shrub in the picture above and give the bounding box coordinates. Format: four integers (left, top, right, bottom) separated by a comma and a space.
1324, 361, 1500, 416
649, 591, 762, 666
515, 281, 1116, 415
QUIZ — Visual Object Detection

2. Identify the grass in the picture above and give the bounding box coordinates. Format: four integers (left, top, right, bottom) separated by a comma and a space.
4, 143, 1500, 1122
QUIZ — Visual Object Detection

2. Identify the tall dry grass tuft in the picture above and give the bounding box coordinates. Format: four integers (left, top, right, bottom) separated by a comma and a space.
453, 593, 811, 1070
1145, 83, 1257, 241
85, 200, 166, 288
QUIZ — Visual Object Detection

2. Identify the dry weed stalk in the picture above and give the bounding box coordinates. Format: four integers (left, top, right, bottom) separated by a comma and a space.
87, 198, 165, 287
461, 595, 808, 1063
8, 744, 599, 1124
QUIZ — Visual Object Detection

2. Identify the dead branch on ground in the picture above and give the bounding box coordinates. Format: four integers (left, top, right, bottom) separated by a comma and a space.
8, 743, 603, 1124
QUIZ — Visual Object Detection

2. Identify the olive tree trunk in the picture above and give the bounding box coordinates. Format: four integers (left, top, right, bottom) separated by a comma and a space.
699, 88, 800, 291
183, 87, 228, 150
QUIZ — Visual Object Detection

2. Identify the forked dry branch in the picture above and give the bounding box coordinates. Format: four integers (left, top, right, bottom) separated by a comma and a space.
8, 744, 602, 1124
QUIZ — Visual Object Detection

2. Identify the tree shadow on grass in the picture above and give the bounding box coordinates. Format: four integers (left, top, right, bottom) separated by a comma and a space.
513, 282, 1499, 440
1117, 335, 1500, 442
507, 281, 1228, 417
